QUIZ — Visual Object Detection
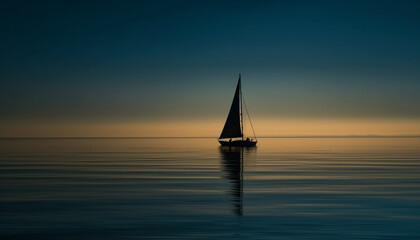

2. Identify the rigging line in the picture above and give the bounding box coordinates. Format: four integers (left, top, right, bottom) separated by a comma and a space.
242, 96, 257, 141
242, 93, 245, 138
240, 80, 244, 141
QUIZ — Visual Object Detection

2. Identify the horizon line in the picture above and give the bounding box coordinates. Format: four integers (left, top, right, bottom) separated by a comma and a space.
1, 135, 420, 140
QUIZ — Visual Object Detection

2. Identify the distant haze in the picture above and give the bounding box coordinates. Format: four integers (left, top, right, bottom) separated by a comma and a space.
1, 1, 419, 137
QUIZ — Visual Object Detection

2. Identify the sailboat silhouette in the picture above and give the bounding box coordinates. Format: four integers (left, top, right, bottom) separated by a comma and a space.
218, 74, 257, 147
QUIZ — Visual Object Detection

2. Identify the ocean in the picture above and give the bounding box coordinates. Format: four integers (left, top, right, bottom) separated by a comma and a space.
1, 137, 419, 239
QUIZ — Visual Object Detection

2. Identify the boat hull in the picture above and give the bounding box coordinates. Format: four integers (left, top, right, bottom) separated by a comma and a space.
218, 140, 257, 147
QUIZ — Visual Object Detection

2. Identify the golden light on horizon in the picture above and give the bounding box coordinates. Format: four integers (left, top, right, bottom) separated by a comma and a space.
1, 118, 419, 138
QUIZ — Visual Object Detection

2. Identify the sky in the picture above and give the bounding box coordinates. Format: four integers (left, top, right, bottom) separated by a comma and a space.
1, 0, 420, 137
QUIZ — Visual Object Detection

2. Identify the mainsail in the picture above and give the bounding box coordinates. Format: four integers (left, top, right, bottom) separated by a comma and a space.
219, 77, 242, 139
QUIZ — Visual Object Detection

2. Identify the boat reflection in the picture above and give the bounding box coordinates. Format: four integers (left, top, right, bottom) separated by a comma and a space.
219, 146, 256, 216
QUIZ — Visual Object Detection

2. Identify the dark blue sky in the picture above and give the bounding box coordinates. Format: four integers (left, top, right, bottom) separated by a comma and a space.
1, 0, 420, 126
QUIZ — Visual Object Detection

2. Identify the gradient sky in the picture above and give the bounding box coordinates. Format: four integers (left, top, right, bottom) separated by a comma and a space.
1, 0, 420, 137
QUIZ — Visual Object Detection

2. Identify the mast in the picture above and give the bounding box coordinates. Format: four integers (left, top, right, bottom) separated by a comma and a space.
239, 74, 243, 141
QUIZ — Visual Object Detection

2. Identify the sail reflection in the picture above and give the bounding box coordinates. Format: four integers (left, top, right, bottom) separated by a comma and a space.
220, 146, 256, 216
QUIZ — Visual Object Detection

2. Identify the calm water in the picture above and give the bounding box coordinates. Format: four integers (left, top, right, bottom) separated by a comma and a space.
1, 138, 420, 239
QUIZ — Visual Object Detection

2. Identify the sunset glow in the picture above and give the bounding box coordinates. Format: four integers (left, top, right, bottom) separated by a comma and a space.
2, 118, 419, 138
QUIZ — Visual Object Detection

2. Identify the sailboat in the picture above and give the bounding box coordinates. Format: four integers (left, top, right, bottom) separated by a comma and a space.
218, 74, 257, 147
